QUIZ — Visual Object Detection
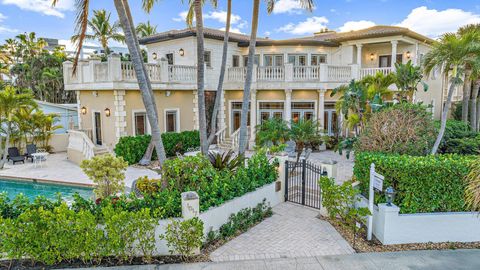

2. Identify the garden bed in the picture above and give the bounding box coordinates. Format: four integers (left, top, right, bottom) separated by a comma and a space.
322, 216, 480, 253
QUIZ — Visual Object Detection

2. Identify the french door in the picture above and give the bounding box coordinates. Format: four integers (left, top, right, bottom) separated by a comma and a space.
258, 102, 284, 124
324, 109, 338, 136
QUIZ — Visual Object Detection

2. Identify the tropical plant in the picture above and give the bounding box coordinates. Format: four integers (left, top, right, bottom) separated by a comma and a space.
135, 21, 157, 38
80, 154, 128, 198
331, 80, 368, 136
162, 217, 204, 260
465, 157, 480, 212
255, 118, 290, 147
238, 0, 315, 155
394, 60, 429, 101
207, 150, 242, 172
423, 28, 480, 154
289, 119, 321, 161
362, 71, 395, 101
71, 9, 125, 55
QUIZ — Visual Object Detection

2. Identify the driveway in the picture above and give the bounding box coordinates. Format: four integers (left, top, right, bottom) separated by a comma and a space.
210, 203, 354, 262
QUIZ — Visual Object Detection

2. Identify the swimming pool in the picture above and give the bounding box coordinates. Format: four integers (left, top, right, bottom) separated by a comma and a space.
0, 178, 93, 202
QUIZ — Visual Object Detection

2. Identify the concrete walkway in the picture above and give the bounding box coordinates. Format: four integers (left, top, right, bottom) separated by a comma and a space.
210, 203, 354, 262
71, 249, 480, 270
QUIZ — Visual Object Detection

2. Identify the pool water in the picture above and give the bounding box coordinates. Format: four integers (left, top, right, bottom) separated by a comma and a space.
0, 178, 93, 202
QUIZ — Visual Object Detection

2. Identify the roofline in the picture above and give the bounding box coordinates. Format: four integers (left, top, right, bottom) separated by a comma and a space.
329, 26, 435, 44
139, 30, 252, 45
35, 100, 78, 111
238, 39, 339, 47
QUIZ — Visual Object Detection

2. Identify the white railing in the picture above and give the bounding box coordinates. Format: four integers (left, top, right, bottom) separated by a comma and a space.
145, 63, 162, 82
293, 66, 320, 81
231, 126, 250, 150
227, 67, 246, 82
168, 65, 196, 82
327, 65, 352, 82
121, 61, 136, 81
67, 130, 95, 160
257, 66, 284, 81
360, 67, 393, 78
94, 62, 109, 82
215, 126, 227, 146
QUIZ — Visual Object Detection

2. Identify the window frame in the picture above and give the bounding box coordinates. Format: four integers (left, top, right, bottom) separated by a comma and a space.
164, 108, 180, 133
132, 110, 151, 136
232, 55, 240, 67
311, 54, 327, 65
204, 51, 212, 67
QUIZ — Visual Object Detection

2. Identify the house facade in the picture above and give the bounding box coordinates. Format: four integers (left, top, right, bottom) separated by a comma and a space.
63, 26, 445, 155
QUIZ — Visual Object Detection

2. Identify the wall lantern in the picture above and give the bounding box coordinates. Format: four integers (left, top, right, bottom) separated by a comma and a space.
406, 51, 411, 59
370, 53, 375, 61
152, 52, 158, 60
105, 108, 111, 117
81, 106, 87, 115
165, 90, 172, 97
179, 48, 185, 56
385, 186, 396, 206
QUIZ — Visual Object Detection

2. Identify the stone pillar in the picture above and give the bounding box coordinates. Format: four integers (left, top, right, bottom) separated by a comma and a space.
192, 90, 199, 130
356, 44, 363, 67
108, 54, 122, 81
284, 63, 293, 82
317, 89, 326, 131
181, 191, 200, 220
276, 156, 288, 203
284, 88, 292, 123
113, 90, 127, 143
159, 58, 169, 82
391, 40, 398, 68
248, 89, 257, 149
76, 91, 82, 130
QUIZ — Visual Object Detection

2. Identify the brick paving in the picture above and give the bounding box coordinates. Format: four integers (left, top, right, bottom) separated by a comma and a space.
210, 203, 354, 262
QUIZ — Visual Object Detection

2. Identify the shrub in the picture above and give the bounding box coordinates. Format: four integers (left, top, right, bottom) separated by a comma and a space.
355, 103, 436, 156
114, 131, 200, 164
436, 120, 478, 154
135, 176, 161, 195
443, 137, 480, 155
465, 157, 480, 212
207, 150, 242, 172
162, 217, 204, 260
354, 152, 476, 213
80, 154, 128, 199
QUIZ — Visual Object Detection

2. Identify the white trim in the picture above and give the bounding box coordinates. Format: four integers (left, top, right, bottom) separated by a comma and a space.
131, 109, 151, 136
229, 99, 244, 136
164, 108, 181, 133
91, 110, 103, 146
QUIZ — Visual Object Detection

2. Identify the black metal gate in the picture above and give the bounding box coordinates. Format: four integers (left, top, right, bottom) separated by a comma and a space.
285, 159, 325, 209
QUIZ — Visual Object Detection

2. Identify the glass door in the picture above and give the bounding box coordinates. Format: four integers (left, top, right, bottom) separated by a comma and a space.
324, 109, 338, 135
231, 102, 250, 133
94, 112, 102, 145
258, 102, 284, 124
291, 102, 315, 123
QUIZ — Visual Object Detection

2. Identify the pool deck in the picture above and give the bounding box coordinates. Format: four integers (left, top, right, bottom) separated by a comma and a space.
0, 152, 160, 189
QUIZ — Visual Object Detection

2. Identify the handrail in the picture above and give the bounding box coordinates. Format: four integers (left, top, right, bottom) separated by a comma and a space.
67, 130, 95, 160
231, 126, 249, 150
215, 126, 227, 146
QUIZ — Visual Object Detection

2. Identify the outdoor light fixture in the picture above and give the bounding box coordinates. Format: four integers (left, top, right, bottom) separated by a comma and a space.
104, 108, 111, 117
370, 53, 374, 61
179, 48, 185, 56
81, 106, 87, 115
152, 52, 158, 60
385, 186, 396, 206
165, 90, 172, 97
406, 51, 411, 59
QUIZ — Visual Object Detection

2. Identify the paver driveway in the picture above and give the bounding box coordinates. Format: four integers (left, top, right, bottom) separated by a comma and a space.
210, 203, 354, 262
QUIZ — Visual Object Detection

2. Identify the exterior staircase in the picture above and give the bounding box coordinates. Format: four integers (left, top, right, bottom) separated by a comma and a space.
214, 126, 250, 152
67, 130, 112, 165
93, 145, 111, 156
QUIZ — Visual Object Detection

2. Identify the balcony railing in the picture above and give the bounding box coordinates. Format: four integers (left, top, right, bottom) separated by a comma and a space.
359, 67, 393, 79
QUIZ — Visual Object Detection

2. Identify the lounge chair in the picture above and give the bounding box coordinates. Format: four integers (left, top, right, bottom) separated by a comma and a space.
8, 147, 25, 164
25, 144, 37, 162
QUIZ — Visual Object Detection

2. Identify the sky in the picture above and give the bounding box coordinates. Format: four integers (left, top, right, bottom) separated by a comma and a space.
0, 0, 480, 49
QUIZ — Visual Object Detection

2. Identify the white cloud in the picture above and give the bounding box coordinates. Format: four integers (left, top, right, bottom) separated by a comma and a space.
172, 10, 189, 22
397, 6, 480, 37
278, 16, 328, 35
219, 27, 244, 34
0, 12, 18, 34
264, 31, 271, 37
173, 9, 248, 32
1, 0, 74, 18
273, 0, 314, 14
205, 10, 242, 25
338, 20, 376, 32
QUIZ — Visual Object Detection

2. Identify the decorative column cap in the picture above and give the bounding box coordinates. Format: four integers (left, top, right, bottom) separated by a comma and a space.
317, 89, 327, 94
390, 40, 398, 45
285, 88, 293, 95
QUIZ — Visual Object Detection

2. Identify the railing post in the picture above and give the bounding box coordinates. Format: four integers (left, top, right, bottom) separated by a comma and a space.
87, 58, 100, 83
63, 61, 73, 84
351, 64, 360, 80
285, 63, 293, 82
159, 59, 169, 83
301, 159, 306, 205
319, 64, 328, 82
284, 160, 289, 202
108, 54, 122, 82
252, 64, 258, 83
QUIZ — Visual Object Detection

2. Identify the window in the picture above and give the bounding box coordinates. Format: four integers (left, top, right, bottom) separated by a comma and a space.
166, 53, 174, 65
379, 54, 402, 67
291, 102, 315, 123
243, 54, 260, 66
311, 54, 327, 65
134, 112, 147, 135
258, 102, 284, 123
264, 54, 284, 66
232, 55, 240, 67
230, 101, 250, 132
165, 110, 179, 132
204, 51, 212, 67
288, 54, 307, 66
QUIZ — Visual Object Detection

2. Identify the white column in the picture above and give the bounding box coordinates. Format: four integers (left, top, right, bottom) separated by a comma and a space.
317, 89, 326, 131
248, 89, 257, 149
76, 90, 82, 130
284, 88, 292, 123
193, 90, 199, 130
356, 44, 363, 67
218, 89, 226, 131
414, 42, 419, 65
113, 90, 127, 143
391, 40, 398, 68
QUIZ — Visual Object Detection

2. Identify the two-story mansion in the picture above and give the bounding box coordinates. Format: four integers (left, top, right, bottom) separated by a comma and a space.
64, 25, 445, 157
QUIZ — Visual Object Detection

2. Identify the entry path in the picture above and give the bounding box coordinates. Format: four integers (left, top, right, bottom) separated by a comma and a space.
210, 203, 354, 262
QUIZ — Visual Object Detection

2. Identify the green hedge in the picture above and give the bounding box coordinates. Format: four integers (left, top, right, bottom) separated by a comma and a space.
354, 152, 476, 214
114, 130, 200, 164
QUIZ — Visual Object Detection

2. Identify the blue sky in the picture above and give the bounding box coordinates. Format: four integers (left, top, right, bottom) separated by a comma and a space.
0, 0, 479, 48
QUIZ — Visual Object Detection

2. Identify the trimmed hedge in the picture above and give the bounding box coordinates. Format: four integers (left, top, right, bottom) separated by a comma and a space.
354, 152, 476, 214
114, 131, 200, 164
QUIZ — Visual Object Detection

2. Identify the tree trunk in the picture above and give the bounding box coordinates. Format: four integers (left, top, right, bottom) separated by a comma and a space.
0, 129, 11, 169
194, 0, 208, 155
462, 73, 471, 123
477, 97, 480, 132
431, 73, 460, 154
207, 0, 231, 146
114, 0, 167, 166
470, 80, 479, 131
239, 0, 260, 155
139, 140, 155, 165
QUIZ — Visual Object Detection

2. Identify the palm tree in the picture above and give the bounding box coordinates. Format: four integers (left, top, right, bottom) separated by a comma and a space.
423, 30, 480, 154
362, 71, 395, 101
331, 80, 368, 136
53, 0, 168, 167
71, 9, 125, 55
394, 60, 429, 102
238, 0, 314, 155
136, 21, 157, 38
469, 57, 480, 131
0, 86, 36, 169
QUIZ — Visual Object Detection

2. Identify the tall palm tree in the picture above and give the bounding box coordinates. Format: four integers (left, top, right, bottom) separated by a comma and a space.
331, 80, 368, 136
53, 0, 168, 166
136, 21, 158, 38
423, 30, 480, 154
361, 71, 395, 101
238, 0, 314, 155
470, 58, 480, 131
394, 60, 429, 102
71, 9, 125, 55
